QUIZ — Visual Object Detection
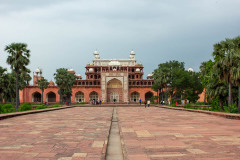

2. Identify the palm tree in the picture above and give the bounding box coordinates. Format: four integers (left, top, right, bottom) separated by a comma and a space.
5, 43, 30, 111
19, 68, 31, 103
231, 36, 240, 112
37, 78, 49, 104
212, 38, 235, 106
0, 67, 7, 102
207, 72, 228, 111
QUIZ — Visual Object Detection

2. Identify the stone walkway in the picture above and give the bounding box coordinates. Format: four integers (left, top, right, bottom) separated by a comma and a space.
0, 106, 240, 160
0, 107, 112, 160
117, 107, 240, 160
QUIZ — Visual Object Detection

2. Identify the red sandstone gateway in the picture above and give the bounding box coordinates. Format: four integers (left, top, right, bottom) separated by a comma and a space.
19, 50, 157, 104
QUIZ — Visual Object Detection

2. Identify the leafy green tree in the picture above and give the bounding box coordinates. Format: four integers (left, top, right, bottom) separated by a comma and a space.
153, 60, 184, 102
5, 43, 30, 111
54, 68, 76, 103
151, 79, 162, 104
200, 60, 214, 104
153, 60, 202, 103
1, 72, 16, 104
182, 71, 203, 103
37, 78, 49, 104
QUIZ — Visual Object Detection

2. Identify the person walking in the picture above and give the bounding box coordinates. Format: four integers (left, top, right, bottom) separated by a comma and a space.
147, 100, 150, 107
139, 98, 142, 105
144, 100, 147, 108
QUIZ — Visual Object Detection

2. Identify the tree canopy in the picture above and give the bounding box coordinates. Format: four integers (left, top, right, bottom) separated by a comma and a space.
37, 78, 49, 104
152, 60, 203, 103
5, 43, 30, 111
54, 68, 76, 103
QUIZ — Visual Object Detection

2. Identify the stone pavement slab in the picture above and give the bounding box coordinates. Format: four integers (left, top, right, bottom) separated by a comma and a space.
117, 107, 240, 160
0, 107, 112, 160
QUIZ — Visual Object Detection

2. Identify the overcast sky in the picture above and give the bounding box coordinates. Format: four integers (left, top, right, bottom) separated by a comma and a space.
0, 0, 240, 83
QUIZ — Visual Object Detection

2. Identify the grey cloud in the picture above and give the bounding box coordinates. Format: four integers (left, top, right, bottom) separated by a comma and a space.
0, 0, 240, 82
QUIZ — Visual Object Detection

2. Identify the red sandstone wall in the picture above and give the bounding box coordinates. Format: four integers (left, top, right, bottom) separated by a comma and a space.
20, 86, 209, 103
129, 87, 157, 101
20, 87, 60, 103
197, 89, 206, 102
71, 87, 101, 103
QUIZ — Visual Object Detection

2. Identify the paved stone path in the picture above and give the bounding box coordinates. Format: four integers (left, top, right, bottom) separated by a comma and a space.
1, 106, 240, 160
117, 107, 240, 160
0, 107, 112, 160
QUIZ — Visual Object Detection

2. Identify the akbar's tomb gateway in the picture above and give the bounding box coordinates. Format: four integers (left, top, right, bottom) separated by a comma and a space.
19, 51, 157, 103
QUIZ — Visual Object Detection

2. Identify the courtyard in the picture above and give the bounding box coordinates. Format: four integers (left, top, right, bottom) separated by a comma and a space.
0, 106, 240, 160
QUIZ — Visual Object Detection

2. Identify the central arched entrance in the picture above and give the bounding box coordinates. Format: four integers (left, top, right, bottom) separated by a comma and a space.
107, 78, 123, 103
110, 92, 119, 102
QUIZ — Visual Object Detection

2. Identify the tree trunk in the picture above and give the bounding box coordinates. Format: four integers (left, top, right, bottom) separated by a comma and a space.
161, 88, 163, 101
157, 89, 159, 104
42, 89, 43, 104
165, 87, 167, 102
204, 89, 206, 105
220, 99, 224, 111
16, 72, 19, 112
23, 88, 25, 103
238, 86, 240, 113
228, 81, 232, 106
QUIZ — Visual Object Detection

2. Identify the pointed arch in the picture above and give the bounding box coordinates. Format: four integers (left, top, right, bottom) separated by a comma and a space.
145, 91, 153, 101
107, 78, 122, 88
32, 92, 41, 102
131, 92, 140, 102
89, 91, 98, 101
47, 92, 56, 102
75, 91, 84, 102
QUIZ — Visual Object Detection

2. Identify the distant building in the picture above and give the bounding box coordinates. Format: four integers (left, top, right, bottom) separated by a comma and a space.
20, 50, 156, 103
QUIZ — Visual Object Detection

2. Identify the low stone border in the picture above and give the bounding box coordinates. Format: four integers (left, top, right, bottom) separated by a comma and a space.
73, 104, 143, 107
177, 105, 211, 108
156, 105, 240, 120
0, 105, 74, 120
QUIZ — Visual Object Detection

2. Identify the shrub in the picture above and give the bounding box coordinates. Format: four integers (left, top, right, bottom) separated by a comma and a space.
184, 103, 192, 108
75, 102, 87, 105
1, 104, 15, 113
171, 99, 181, 105
50, 104, 59, 108
35, 105, 48, 110
211, 98, 221, 111
19, 103, 32, 111
0, 104, 3, 113
224, 104, 238, 113
171, 104, 177, 107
